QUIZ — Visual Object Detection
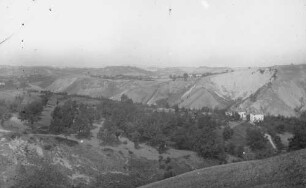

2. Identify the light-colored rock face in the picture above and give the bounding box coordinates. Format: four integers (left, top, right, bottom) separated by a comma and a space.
207, 68, 274, 100
235, 65, 306, 116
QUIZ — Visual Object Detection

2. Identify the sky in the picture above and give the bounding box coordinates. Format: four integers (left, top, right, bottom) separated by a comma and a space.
0, 0, 306, 68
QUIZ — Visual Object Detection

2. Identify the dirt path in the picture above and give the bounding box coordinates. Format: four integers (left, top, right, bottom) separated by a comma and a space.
35, 95, 58, 128
264, 133, 277, 149
0, 128, 10, 133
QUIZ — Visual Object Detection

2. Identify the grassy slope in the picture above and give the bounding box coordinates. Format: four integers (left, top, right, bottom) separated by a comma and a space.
141, 149, 306, 188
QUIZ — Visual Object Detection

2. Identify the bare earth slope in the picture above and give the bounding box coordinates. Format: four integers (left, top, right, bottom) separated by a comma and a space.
236, 64, 306, 116
140, 149, 306, 188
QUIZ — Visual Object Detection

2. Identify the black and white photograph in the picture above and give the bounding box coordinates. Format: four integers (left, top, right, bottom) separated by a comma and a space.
0, 0, 306, 187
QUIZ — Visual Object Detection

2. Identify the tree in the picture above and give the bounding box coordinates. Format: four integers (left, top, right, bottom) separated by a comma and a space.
225, 142, 236, 155
49, 100, 77, 136
173, 104, 179, 113
156, 98, 169, 108
246, 114, 250, 121
121, 94, 133, 104
236, 145, 245, 158
223, 126, 234, 141
246, 128, 267, 151
300, 111, 306, 122
40, 91, 52, 106
97, 120, 120, 145
0, 100, 9, 123
19, 100, 43, 125
169, 75, 176, 81
183, 73, 188, 81
288, 124, 306, 151
197, 115, 216, 130
73, 113, 92, 139
232, 112, 240, 121
192, 129, 225, 160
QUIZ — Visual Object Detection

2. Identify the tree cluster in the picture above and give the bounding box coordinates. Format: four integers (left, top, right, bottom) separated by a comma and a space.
49, 100, 94, 139
257, 114, 306, 151
93, 96, 226, 161
19, 100, 43, 125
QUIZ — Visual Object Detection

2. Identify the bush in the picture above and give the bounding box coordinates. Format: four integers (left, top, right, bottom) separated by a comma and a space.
159, 164, 166, 169
165, 157, 171, 164
236, 145, 245, 158
163, 170, 175, 179
43, 144, 53, 150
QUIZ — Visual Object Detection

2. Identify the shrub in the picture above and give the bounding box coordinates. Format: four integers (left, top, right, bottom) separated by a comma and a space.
165, 157, 171, 164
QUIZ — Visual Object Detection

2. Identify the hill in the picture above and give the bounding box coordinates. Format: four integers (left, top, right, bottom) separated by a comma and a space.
2, 64, 306, 116
140, 148, 306, 188
236, 64, 306, 116
88, 66, 154, 77
152, 66, 232, 77
0, 124, 216, 188
46, 67, 273, 110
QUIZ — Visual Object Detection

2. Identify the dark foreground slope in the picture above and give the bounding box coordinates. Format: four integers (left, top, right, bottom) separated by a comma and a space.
141, 149, 306, 188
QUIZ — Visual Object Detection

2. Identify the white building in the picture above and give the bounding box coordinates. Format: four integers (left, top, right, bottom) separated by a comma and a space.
238, 111, 247, 120
250, 114, 264, 124
156, 108, 175, 113
225, 111, 233, 117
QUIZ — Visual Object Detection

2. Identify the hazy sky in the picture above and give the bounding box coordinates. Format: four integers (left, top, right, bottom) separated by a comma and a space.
0, 0, 306, 67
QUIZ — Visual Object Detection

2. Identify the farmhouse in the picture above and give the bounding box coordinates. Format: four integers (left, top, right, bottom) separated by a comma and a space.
238, 111, 247, 120
156, 108, 175, 113
195, 74, 202, 78
225, 111, 233, 117
250, 113, 264, 124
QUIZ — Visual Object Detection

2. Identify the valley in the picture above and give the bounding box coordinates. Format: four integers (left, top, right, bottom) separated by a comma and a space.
0, 64, 305, 187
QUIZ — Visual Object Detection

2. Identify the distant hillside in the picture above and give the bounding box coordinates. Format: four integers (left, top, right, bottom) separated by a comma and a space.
0, 66, 84, 77
153, 66, 232, 77
141, 149, 306, 188
235, 64, 306, 116
4, 64, 306, 116
88, 66, 154, 77
177, 67, 275, 109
